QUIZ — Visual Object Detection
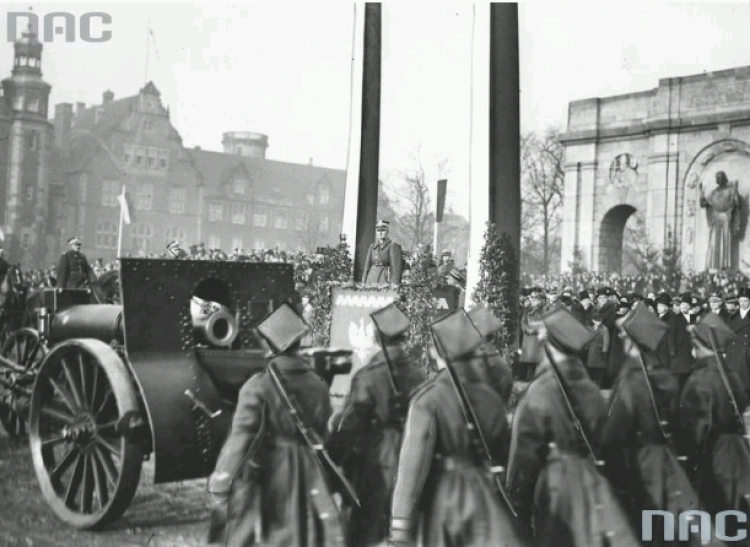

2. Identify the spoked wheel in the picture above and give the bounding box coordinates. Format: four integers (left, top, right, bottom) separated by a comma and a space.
29, 339, 146, 529
0, 328, 47, 438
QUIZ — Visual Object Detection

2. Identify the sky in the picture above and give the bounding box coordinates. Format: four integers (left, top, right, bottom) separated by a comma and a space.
4, 1, 750, 218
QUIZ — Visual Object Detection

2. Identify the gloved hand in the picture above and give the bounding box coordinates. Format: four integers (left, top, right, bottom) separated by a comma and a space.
388, 517, 416, 547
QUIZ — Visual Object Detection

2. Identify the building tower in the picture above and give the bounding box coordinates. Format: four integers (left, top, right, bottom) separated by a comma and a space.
1, 25, 52, 267
222, 131, 268, 158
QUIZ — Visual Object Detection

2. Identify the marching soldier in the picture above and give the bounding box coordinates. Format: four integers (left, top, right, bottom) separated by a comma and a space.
56, 237, 96, 289
506, 307, 638, 547
387, 310, 530, 547
207, 303, 346, 547
327, 303, 427, 547
600, 304, 709, 546
677, 313, 750, 530
362, 219, 403, 286
467, 303, 514, 402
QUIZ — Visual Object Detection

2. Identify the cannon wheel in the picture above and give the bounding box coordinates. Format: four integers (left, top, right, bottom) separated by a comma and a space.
0, 328, 47, 438
28, 339, 145, 529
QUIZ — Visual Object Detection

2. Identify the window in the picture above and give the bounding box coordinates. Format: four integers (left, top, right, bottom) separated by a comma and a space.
231, 203, 245, 225
124, 145, 133, 165
233, 177, 247, 195
135, 148, 144, 166
319, 216, 329, 233
159, 150, 169, 169
130, 224, 153, 252
253, 206, 267, 227
13, 95, 22, 110
94, 108, 102, 123
169, 188, 186, 214
208, 202, 223, 222
165, 227, 186, 244
254, 239, 265, 250
21, 232, 29, 249
101, 180, 119, 207
232, 238, 243, 251
208, 235, 221, 249
27, 96, 39, 113
143, 120, 153, 131
26, 186, 33, 201
295, 211, 308, 231
274, 210, 288, 229
27, 131, 37, 150
317, 184, 330, 205
96, 220, 118, 249
135, 183, 153, 210
147, 148, 157, 168
235, 146, 243, 156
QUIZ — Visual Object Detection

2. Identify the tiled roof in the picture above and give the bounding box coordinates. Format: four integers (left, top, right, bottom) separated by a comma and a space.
188, 148, 345, 206
72, 96, 137, 134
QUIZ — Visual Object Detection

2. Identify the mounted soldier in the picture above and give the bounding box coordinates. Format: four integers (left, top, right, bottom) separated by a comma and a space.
56, 237, 96, 290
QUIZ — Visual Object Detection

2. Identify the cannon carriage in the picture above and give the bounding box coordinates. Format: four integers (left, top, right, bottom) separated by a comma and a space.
0, 258, 351, 530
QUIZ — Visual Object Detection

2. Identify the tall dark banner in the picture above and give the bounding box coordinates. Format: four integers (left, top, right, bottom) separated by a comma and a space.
489, 4, 520, 255
353, 3, 382, 282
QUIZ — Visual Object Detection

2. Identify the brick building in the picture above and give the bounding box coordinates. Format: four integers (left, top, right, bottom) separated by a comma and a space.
0, 28, 346, 269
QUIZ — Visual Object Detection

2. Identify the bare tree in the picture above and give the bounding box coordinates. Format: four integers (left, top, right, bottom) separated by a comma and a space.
521, 128, 565, 276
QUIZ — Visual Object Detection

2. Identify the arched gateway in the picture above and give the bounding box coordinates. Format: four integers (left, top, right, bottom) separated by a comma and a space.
560, 65, 750, 275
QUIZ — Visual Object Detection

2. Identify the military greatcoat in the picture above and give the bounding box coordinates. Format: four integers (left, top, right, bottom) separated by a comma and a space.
56, 249, 96, 289
327, 345, 427, 547
362, 238, 403, 285
389, 364, 529, 547
208, 355, 345, 547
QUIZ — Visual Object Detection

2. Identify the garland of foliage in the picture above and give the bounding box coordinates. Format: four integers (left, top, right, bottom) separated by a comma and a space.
307, 238, 354, 346
396, 244, 439, 376
471, 222, 520, 359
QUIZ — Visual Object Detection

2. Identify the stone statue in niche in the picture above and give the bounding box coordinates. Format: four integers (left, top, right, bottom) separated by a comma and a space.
609, 153, 638, 188
699, 171, 741, 270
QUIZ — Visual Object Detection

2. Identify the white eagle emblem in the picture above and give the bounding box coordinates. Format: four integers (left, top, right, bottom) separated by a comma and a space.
348, 317, 375, 363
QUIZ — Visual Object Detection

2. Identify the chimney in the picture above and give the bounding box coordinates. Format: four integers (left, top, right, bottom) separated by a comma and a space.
102, 90, 114, 104
308, 157, 313, 166
194, 145, 201, 151
75, 102, 85, 117
54, 103, 73, 155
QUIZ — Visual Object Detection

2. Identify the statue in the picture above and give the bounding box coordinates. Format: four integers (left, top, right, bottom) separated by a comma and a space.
700, 171, 741, 270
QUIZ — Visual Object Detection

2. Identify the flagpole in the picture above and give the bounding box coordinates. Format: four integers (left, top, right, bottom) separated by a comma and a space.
145, 21, 150, 83
117, 202, 124, 258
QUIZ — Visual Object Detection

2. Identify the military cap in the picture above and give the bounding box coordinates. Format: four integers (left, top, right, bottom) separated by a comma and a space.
430, 309, 483, 361
530, 286, 545, 297
468, 303, 502, 338
441, 249, 452, 257
68, 236, 82, 245
738, 287, 750, 300
596, 287, 612, 297
620, 304, 668, 352
375, 219, 390, 230
562, 286, 574, 297
542, 306, 596, 353
693, 312, 736, 352
167, 240, 181, 251
726, 291, 739, 304
546, 286, 559, 295
448, 268, 466, 284
370, 302, 410, 340
655, 293, 672, 306
708, 292, 723, 302
256, 302, 311, 354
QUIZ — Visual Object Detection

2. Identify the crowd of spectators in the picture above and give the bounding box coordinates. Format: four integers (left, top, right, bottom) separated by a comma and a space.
521, 269, 749, 298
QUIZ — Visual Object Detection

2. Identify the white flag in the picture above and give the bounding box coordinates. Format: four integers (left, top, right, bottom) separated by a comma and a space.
118, 186, 131, 225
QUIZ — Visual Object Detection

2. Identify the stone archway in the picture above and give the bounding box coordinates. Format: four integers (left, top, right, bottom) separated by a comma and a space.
598, 204, 637, 272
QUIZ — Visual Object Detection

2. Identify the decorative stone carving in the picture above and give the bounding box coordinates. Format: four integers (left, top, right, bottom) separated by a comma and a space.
609, 153, 638, 188
686, 199, 696, 217
686, 227, 694, 244
687, 173, 699, 189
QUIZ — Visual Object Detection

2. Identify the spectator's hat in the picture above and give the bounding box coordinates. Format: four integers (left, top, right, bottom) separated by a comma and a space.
562, 286, 574, 297
690, 296, 702, 308
596, 286, 612, 297
68, 236, 82, 246
468, 303, 502, 339
430, 309, 483, 360
521, 287, 532, 297
542, 306, 596, 353
256, 302, 310, 354
370, 302, 411, 340
708, 292, 723, 303
375, 219, 390, 230
655, 292, 672, 306
679, 292, 693, 303
726, 291, 739, 304
441, 249, 452, 258
530, 286, 545, 298
693, 312, 736, 352
546, 286, 559, 296
578, 290, 591, 301
738, 287, 750, 300
620, 303, 668, 352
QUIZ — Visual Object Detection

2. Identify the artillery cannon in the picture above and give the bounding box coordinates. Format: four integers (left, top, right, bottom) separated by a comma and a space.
0, 258, 352, 530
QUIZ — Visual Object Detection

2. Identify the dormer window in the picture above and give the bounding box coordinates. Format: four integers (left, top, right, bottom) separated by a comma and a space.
27, 96, 39, 113
233, 177, 247, 195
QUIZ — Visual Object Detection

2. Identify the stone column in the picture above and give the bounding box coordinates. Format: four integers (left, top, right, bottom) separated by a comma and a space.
577, 160, 598, 270
559, 162, 581, 271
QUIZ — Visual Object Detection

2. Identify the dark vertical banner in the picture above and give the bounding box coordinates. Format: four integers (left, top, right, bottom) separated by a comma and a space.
436, 179, 448, 222
353, 3, 382, 282
489, 3, 520, 253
